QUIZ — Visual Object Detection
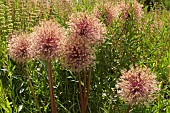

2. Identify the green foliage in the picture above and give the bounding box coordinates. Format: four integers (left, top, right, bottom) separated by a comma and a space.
0, 80, 12, 113
0, 0, 169, 113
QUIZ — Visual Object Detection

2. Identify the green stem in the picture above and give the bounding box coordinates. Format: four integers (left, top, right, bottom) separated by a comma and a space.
47, 60, 57, 113
26, 64, 42, 113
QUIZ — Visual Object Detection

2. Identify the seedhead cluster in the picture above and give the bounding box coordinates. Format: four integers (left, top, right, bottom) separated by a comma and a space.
95, 0, 143, 24
61, 12, 106, 71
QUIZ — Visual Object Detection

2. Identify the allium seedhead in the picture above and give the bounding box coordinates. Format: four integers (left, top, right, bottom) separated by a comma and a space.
132, 0, 143, 23
62, 35, 94, 72
94, 2, 119, 25
7, 33, 30, 62
68, 12, 106, 46
30, 20, 65, 60
117, 0, 143, 23
116, 65, 159, 105
117, 1, 130, 21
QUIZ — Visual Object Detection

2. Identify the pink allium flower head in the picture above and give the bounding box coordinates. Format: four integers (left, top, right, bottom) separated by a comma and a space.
7, 33, 31, 62
117, 1, 130, 21
94, 2, 119, 25
30, 20, 65, 60
68, 12, 106, 46
117, 0, 143, 23
62, 35, 94, 72
116, 65, 159, 105
132, 0, 144, 23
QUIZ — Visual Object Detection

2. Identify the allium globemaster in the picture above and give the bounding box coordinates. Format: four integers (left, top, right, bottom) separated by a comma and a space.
94, 1, 119, 25
68, 12, 106, 46
131, 0, 144, 23
116, 65, 159, 105
117, 0, 143, 23
62, 35, 94, 72
7, 33, 31, 62
30, 19, 65, 60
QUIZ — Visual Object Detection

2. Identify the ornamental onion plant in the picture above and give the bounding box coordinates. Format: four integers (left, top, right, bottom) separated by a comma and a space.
30, 19, 65, 113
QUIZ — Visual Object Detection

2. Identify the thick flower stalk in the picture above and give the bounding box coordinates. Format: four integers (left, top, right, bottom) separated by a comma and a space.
30, 19, 65, 113
68, 12, 106, 46
7, 33, 30, 62
116, 65, 159, 108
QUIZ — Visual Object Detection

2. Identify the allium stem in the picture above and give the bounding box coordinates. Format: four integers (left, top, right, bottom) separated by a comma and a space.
26, 65, 42, 113
85, 65, 92, 111
47, 60, 57, 113
77, 66, 92, 113
126, 104, 131, 113
78, 71, 84, 113
83, 69, 87, 108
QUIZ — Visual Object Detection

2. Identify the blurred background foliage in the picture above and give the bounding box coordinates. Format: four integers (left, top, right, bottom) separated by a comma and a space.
0, 0, 169, 113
